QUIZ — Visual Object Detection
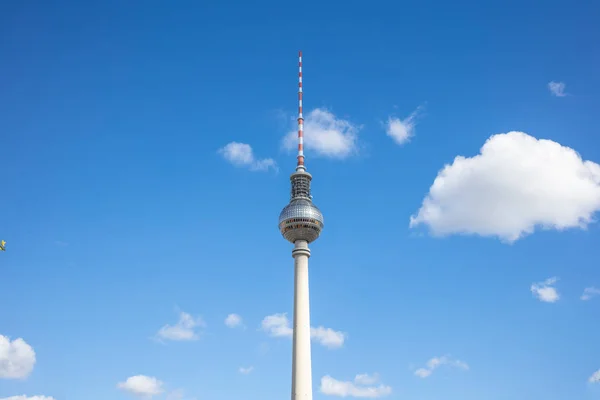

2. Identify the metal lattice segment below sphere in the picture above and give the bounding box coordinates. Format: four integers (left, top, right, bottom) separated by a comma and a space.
278, 198, 324, 243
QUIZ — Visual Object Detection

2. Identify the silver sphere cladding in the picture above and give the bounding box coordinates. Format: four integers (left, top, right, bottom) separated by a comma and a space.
278, 198, 324, 244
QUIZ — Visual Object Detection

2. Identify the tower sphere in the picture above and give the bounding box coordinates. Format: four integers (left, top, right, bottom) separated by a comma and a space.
278, 169, 324, 244
278, 198, 324, 244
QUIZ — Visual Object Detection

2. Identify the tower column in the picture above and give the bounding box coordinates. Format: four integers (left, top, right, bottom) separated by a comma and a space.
291, 239, 312, 400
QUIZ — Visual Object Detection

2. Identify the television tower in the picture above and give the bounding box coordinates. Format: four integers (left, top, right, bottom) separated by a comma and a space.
278, 51, 324, 400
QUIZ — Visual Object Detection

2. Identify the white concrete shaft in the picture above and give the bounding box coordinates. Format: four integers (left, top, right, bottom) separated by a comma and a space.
291, 239, 312, 400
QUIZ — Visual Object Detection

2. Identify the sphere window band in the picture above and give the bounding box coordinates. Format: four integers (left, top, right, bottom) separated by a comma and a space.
281, 224, 320, 235
280, 217, 324, 228
279, 218, 324, 234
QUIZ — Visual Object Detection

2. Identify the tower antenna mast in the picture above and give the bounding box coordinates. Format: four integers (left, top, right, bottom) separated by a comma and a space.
297, 51, 305, 170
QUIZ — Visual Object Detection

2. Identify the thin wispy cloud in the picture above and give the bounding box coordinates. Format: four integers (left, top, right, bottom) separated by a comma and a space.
164, 388, 196, 400
589, 369, 600, 383
409, 131, 600, 243
155, 311, 205, 342
166, 389, 185, 400
239, 366, 254, 374
320, 374, 392, 398
117, 375, 164, 397
531, 277, 560, 303
580, 287, 600, 301
0, 397, 56, 400
283, 108, 360, 159
414, 355, 469, 378
548, 81, 567, 97
260, 313, 346, 349
219, 142, 277, 172
257, 342, 269, 356
385, 105, 423, 145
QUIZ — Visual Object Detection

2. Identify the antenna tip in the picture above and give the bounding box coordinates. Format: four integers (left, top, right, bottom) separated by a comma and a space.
299, 50, 302, 57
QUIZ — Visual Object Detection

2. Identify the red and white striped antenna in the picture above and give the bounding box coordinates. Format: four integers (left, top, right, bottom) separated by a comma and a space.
297, 50, 305, 170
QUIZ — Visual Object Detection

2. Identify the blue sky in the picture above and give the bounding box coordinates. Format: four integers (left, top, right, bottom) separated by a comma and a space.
1, 1, 600, 399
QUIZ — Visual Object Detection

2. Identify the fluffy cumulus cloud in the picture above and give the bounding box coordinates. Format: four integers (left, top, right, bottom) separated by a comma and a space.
353, 373, 380, 386
548, 81, 567, 97
260, 313, 345, 349
310, 326, 347, 349
320, 374, 392, 398
261, 313, 292, 337
0, 397, 55, 400
224, 313, 243, 328
219, 142, 277, 172
580, 287, 600, 301
156, 312, 205, 341
117, 375, 164, 397
283, 108, 359, 159
385, 106, 423, 145
589, 369, 600, 383
414, 356, 469, 378
530, 277, 560, 303
410, 131, 600, 242
0, 335, 36, 379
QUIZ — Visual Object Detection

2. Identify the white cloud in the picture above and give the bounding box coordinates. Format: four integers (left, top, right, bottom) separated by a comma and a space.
261, 313, 293, 337
0, 397, 55, 400
260, 313, 346, 349
589, 369, 600, 383
413, 368, 432, 378
0, 335, 36, 379
414, 356, 469, 379
156, 312, 205, 341
225, 313, 243, 328
283, 108, 359, 159
353, 373, 380, 385
310, 326, 346, 349
320, 374, 391, 398
409, 131, 600, 242
548, 81, 567, 97
117, 375, 164, 397
385, 106, 422, 145
165, 389, 196, 400
219, 142, 277, 172
239, 366, 254, 374
531, 277, 560, 303
580, 287, 600, 301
